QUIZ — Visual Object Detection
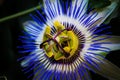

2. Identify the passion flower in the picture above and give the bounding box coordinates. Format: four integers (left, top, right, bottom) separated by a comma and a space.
18, 0, 120, 80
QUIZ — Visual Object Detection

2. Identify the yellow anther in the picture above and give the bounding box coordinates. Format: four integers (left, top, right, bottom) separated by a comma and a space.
54, 52, 64, 60
45, 26, 51, 34
67, 31, 79, 57
46, 51, 53, 57
63, 47, 71, 53
43, 26, 51, 41
46, 33, 52, 39
45, 43, 54, 58
54, 21, 64, 31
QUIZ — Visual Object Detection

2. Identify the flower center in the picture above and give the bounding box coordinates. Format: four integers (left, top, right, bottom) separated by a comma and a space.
40, 21, 79, 61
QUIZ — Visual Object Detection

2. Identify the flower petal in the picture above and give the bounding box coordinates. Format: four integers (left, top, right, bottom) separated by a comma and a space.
94, 35, 120, 51
90, 0, 118, 26
84, 55, 120, 80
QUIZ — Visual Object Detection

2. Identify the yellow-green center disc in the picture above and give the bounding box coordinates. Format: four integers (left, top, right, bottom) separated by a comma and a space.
41, 21, 79, 61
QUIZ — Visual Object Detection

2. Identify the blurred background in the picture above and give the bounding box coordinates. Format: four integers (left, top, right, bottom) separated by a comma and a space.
0, 0, 120, 80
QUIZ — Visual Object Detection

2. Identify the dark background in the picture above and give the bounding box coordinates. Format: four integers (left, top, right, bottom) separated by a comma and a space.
0, 0, 120, 80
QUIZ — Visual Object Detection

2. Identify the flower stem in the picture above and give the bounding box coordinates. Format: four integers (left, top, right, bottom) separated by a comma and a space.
0, 5, 41, 23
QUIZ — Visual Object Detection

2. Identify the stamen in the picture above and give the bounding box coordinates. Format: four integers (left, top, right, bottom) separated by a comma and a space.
40, 21, 79, 60
40, 28, 71, 58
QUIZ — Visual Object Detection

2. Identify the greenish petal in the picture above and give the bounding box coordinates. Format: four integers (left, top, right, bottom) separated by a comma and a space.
90, 0, 119, 26
87, 57, 120, 80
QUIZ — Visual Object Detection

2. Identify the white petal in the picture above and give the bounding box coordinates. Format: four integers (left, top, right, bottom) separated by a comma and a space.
96, 35, 120, 51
